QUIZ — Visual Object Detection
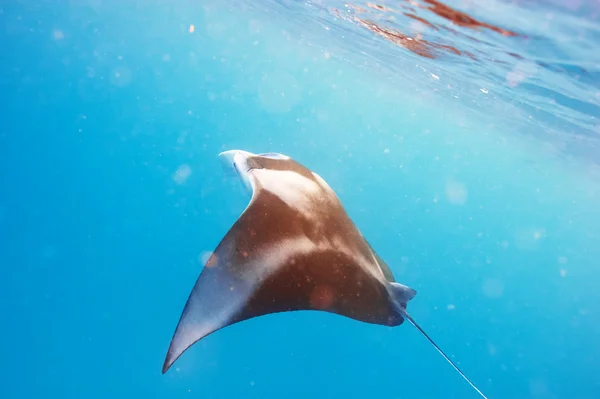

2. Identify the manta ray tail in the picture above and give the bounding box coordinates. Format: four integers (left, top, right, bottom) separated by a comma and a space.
399, 309, 489, 399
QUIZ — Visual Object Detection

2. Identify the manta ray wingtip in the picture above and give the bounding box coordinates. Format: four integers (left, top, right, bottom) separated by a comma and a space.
161, 342, 178, 374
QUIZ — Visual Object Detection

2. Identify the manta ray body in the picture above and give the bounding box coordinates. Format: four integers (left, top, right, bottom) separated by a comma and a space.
162, 150, 488, 399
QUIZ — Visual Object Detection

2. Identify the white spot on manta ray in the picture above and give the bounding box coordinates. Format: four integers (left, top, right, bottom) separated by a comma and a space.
241, 236, 319, 283
241, 233, 383, 285
251, 169, 338, 219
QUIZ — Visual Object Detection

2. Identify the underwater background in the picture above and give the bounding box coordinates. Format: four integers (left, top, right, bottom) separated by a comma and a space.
1, 0, 600, 398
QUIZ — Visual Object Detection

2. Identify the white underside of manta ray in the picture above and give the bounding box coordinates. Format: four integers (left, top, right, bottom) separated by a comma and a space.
162, 150, 489, 399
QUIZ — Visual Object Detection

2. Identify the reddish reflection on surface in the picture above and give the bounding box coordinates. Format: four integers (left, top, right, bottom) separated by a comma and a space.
355, 18, 470, 60
404, 12, 438, 30
422, 0, 518, 37
336, 0, 520, 60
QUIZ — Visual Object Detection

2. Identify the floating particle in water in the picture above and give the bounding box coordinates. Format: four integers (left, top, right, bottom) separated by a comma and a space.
507, 61, 538, 87
480, 88, 488, 93
482, 278, 504, 298
173, 164, 191, 184
560, 269, 567, 277
52, 30, 64, 40
514, 227, 546, 250
383, 148, 390, 154
109, 66, 133, 88
506, 70, 524, 87
558, 256, 568, 264
189, 24, 195, 33
447, 304, 455, 310
445, 179, 467, 205
177, 131, 189, 145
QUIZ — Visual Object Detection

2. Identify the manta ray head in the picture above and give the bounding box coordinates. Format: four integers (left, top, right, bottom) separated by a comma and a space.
219, 150, 291, 192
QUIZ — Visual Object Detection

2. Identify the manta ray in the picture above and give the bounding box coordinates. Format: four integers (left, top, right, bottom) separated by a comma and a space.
162, 150, 489, 399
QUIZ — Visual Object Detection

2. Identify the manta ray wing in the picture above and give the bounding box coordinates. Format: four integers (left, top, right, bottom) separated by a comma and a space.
162, 153, 403, 373
162, 190, 265, 374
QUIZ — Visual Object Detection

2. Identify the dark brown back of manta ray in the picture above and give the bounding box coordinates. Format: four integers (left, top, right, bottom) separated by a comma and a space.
227, 154, 400, 324
231, 189, 399, 324
162, 153, 402, 373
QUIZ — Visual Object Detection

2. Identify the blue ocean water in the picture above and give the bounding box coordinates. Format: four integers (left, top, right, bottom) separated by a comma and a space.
1, 1, 599, 398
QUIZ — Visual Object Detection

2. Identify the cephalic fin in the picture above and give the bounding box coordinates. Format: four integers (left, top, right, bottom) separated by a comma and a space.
389, 282, 417, 305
